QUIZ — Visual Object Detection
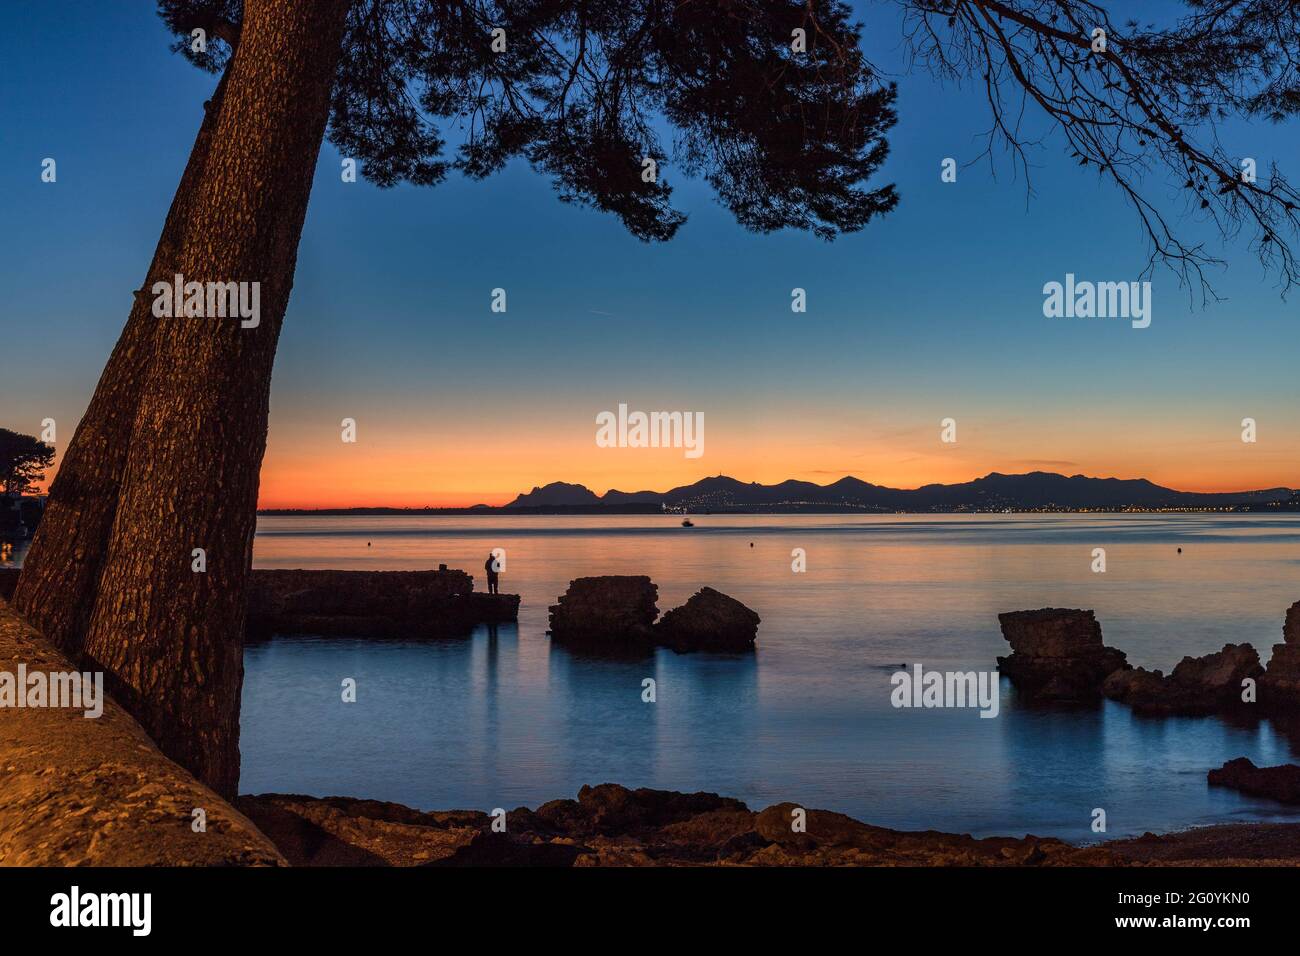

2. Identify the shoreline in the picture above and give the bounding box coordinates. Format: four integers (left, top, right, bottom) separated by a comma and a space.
234, 786, 1300, 866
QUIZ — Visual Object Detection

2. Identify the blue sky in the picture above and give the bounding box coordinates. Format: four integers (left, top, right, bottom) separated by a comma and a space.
1, 1, 1297, 504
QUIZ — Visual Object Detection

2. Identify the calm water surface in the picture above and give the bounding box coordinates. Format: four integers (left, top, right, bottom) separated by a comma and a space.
238, 513, 1300, 839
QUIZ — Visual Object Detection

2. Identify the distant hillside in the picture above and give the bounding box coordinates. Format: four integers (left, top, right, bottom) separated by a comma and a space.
506, 482, 601, 508
502, 471, 1296, 512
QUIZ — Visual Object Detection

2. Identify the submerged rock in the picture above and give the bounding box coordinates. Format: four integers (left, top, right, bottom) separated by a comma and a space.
1103, 643, 1262, 716
656, 586, 760, 652
547, 576, 659, 649
1208, 757, 1300, 804
997, 608, 1129, 704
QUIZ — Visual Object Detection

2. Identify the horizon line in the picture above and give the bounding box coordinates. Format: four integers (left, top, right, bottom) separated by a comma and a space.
250, 468, 1299, 512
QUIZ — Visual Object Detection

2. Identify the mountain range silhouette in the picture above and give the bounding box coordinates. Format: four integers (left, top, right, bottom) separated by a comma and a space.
505, 472, 1297, 511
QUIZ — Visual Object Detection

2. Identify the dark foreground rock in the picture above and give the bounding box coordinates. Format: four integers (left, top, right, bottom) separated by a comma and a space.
0, 600, 284, 865
655, 587, 760, 652
1208, 757, 1300, 804
0, 567, 16, 601
247, 568, 518, 639
548, 576, 659, 649
1103, 643, 1263, 716
239, 783, 1118, 867
997, 609, 1129, 704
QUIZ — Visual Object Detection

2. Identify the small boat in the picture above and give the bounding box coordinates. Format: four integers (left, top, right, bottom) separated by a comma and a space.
681, 518, 694, 527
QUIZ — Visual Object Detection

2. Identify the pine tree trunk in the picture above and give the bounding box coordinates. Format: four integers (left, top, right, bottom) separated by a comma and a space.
80, 0, 352, 799
13, 72, 230, 656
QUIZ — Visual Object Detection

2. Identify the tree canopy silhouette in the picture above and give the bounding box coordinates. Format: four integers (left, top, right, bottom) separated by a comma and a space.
161, 0, 901, 239
0, 429, 55, 497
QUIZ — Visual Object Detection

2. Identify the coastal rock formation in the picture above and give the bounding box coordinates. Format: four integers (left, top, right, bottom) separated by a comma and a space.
1208, 757, 1300, 804
1102, 643, 1262, 716
997, 608, 1129, 704
0, 600, 284, 866
240, 783, 1118, 867
1285, 601, 1300, 644
656, 587, 760, 652
547, 576, 659, 649
1260, 600, 1300, 709
247, 568, 518, 639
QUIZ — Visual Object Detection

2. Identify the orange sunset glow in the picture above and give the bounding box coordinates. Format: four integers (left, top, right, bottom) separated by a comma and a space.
252, 410, 1300, 509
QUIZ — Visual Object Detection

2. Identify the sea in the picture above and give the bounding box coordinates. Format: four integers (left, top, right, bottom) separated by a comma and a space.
224, 512, 1300, 840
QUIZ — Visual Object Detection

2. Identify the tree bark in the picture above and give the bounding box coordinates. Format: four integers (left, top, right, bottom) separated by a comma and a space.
13, 72, 231, 656
80, 0, 352, 799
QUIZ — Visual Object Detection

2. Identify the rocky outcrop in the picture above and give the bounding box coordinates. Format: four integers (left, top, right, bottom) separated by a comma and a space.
997, 609, 1129, 704
548, 578, 761, 653
1260, 600, 1300, 709
240, 783, 1118, 867
247, 568, 518, 639
1208, 757, 1300, 804
1102, 643, 1262, 716
0, 567, 16, 601
1286, 601, 1300, 645
656, 587, 760, 652
547, 576, 659, 649
0, 600, 284, 866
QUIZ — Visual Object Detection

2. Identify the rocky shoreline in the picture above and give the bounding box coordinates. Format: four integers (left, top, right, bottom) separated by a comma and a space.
234, 784, 1300, 866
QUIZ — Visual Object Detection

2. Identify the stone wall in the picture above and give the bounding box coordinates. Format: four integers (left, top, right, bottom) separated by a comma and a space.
242, 568, 518, 639
3, 567, 519, 639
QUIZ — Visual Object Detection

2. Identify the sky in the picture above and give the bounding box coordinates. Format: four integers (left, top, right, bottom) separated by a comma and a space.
1, 1, 1298, 507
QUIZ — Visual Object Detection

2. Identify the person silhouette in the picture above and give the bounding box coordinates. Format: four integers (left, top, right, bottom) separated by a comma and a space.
485, 552, 500, 595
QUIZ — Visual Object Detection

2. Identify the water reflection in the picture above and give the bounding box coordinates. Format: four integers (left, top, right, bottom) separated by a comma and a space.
232, 512, 1300, 836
